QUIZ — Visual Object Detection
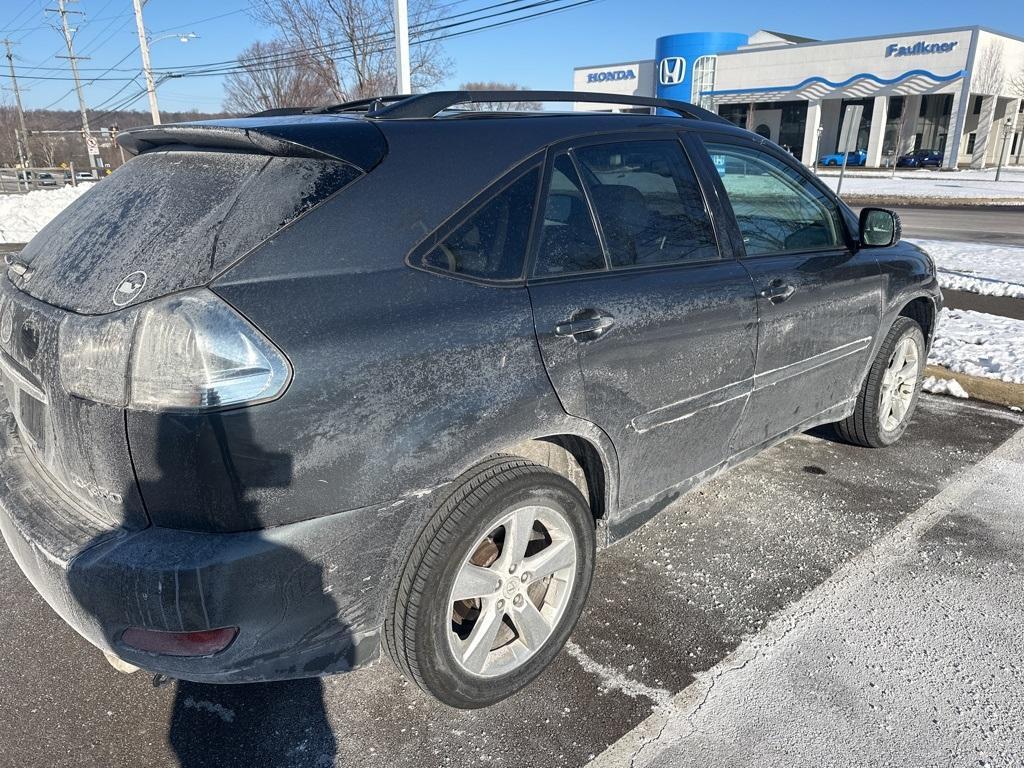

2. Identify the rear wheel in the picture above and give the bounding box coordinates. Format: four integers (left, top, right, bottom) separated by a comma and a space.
385, 457, 595, 708
834, 317, 925, 448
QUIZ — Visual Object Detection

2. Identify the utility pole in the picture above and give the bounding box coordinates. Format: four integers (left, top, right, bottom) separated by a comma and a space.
49, 0, 98, 176
393, 0, 411, 94
131, 0, 160, 125
2, 39, 33, 170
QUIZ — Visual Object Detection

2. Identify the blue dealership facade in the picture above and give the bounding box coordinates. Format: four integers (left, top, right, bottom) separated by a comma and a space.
573, 27, 1024, 169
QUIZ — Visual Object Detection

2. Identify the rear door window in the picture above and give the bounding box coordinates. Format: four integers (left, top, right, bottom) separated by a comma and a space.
533, 154, 606, 277
702, 141, 843, 256
420, 167, 540, 281
573, 140, 719, 267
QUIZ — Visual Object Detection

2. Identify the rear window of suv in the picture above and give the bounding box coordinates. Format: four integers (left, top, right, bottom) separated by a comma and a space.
16, 149, 359, 313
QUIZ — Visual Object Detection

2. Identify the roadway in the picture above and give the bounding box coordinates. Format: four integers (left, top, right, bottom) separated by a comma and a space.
871, 205, 1024, 246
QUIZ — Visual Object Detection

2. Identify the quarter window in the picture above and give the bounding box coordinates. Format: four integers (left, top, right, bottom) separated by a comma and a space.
533, 154, 606, 276
703, 141, 843, 256
421, 167, 540, 280
573, 140, 719, 268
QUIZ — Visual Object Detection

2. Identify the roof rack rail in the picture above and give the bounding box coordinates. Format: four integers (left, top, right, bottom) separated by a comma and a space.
310, 95, 412, 114
362, 90, 730, 123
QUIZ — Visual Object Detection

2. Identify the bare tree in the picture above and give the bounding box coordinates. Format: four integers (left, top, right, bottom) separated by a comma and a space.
32, 132, 61, 167
251, 0, 451, 102
972, 40, 1005, 96
1010, 64, 1024, 100
0, 104, 19, 165
223, 39, 336, 114
459, 82, 542, 111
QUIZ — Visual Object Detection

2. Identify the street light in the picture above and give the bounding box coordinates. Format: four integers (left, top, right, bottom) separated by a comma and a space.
996, 117, 1014, 182
132, 0, 198, 126
812, 124, 824, 175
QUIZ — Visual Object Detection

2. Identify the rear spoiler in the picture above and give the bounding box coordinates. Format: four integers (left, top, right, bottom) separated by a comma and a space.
117, 116, 387, 173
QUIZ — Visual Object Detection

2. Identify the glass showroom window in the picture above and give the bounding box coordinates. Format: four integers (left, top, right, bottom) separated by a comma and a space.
691, 56, 716, 109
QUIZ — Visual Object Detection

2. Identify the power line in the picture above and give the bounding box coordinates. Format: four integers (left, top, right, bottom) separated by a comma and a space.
5, 0, 594, 82
1, 11, 124, 36
156, 0, 560, 75
151, 5, 250, 35
1, 0, 38, 34
153, 0, 591, 80
5, 0, 603, 100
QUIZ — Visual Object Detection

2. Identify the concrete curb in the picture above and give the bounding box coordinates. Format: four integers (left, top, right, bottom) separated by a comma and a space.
925, 364, 1024, 409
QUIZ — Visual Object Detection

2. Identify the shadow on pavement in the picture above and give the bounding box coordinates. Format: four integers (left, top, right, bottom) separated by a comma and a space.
66, 404, 342, 767
169, 678, 337, 768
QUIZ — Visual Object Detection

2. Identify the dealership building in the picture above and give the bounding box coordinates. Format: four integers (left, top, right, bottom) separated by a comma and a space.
573, 27, 1024, 169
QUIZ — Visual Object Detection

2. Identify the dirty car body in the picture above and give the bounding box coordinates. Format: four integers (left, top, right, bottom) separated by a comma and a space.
0, 92, 940, 690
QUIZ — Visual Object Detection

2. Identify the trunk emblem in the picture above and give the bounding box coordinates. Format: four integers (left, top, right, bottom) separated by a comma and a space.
113, 271, 147, 306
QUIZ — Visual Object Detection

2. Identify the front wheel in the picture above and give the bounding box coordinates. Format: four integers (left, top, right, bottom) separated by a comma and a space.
384, 456, 595, 708
833, 317, 926, 448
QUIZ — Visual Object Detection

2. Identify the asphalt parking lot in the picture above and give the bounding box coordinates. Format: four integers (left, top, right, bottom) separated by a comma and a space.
0, 394, 1021, 768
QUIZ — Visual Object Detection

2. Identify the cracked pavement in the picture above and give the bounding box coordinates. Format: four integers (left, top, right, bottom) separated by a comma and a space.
0, 395, 1022, 768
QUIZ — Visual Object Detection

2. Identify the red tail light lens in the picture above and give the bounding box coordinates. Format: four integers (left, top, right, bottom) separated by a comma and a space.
120, 626, 238, 657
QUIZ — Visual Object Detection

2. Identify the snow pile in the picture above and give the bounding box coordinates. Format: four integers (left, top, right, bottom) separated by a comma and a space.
0, 184, 93, 243
909, 239, 1024, 298
819, 166, 1024, 202
929, 308, 1024, 384
922, 376, 969, 399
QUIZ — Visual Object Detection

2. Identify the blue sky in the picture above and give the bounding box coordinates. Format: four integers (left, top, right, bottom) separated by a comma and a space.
3, 0, 1023, 113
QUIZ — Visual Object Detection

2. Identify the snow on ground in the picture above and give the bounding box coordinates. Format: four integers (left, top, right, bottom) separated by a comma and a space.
929, 308, 1024, 384
0, 184, 92, 243
818, 166, 1024, 202
921, 376, 969, 399
909, 239, 1024, 298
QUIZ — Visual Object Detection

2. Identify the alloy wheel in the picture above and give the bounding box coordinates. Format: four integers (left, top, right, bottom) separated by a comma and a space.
879, 336, 920, 432
447, 504, 577, 678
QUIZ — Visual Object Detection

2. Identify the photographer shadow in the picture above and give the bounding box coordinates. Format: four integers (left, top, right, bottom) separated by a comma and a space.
161, 407, 340, 767
68, 403, 341, 767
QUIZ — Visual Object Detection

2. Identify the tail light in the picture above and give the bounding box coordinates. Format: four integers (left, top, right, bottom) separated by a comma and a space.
58, 289, 291, 411
121, 626, 238, 656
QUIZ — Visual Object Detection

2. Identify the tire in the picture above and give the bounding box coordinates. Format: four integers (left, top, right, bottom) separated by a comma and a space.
834, 317, 926, 448
384, 456, 596, 708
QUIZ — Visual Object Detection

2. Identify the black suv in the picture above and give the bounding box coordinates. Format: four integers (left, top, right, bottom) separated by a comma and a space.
896, 148, 944, 168
0, 91, 940, 708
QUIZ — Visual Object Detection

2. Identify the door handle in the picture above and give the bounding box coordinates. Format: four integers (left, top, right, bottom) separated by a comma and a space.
554, 311, 616, 340
759, 280, 796, 304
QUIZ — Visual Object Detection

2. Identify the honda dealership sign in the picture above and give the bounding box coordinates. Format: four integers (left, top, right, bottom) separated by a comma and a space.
659, 57, 686, 86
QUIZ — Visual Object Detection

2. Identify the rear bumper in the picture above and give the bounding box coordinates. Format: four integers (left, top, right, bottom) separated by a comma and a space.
0, 410, 406, 683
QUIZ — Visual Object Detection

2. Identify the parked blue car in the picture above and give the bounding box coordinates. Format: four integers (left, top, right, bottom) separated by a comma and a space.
819, 150, 867, 166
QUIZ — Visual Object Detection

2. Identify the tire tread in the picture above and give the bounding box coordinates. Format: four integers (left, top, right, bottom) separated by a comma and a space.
834, 316, 923, 448
383, 455, 547, 691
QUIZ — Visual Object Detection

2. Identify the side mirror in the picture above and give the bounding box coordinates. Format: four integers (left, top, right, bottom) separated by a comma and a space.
859, 208, 901, 248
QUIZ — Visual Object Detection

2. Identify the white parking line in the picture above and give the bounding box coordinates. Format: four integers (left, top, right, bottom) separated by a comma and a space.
584, 425, 1024, 767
